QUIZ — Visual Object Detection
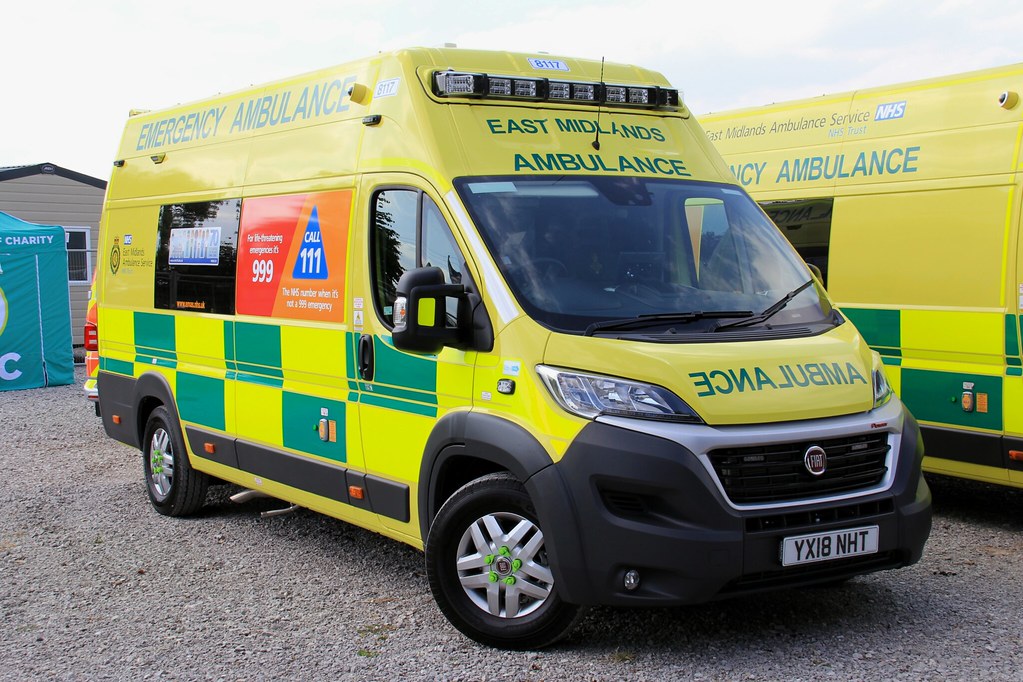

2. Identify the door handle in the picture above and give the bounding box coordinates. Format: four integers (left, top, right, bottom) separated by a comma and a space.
358, 334, 374, 381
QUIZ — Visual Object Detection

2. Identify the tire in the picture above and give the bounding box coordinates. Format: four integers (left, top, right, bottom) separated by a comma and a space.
142, 405, 209, 517
425, 472, 584, 649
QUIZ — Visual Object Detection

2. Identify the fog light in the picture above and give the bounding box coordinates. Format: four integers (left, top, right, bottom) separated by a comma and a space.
624, 569, 640, 591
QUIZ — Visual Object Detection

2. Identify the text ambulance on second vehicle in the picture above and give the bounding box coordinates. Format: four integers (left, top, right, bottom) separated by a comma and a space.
701, 63, 1023, 490
93, 47, 931, 649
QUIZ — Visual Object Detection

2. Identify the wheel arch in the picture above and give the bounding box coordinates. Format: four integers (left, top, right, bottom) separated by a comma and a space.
418, 411, 554, 539
418, 411, 589, 603
98, 369, 182, 450
133, 372, 181, 447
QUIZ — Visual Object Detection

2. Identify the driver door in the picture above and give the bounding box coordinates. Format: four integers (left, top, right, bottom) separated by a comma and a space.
351, 179, 476, 539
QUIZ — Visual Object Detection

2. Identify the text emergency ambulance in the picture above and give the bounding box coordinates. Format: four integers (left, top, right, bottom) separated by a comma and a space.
94, 47, 931, 649
701, 63, 1023, 491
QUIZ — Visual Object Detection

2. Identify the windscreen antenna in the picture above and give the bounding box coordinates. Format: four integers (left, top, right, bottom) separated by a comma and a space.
592, 57, 605, 151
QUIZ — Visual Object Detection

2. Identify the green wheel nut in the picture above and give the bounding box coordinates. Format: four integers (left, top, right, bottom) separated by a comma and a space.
489, 571, 498, 583
503, 576, 516, 586
499, 546, 511, 557
512, 559, 522, 572
485, 554, 495, 565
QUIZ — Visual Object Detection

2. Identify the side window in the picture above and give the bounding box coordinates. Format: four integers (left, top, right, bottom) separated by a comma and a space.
763, 198, 833, 287
371, 189, 418, 320
154, 199, 240, 314
370, 189, 465, 325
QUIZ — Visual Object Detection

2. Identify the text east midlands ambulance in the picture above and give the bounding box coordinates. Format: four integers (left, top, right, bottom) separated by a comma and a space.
94, 47, 931, 649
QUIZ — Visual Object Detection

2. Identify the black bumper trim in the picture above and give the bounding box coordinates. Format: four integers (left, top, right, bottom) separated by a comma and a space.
921, 424, 1003, 468
532, 416, 931, 607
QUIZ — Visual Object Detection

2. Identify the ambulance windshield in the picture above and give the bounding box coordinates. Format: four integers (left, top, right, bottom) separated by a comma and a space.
455, 176, 836, 336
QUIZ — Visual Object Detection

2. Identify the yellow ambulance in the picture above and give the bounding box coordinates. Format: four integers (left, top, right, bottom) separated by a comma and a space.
95, 47, 931, 649
701, 63, 1023, 491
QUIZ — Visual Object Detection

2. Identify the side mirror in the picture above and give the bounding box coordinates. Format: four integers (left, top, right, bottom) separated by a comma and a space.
392, 267, 468, 354
806, 262, 823, 283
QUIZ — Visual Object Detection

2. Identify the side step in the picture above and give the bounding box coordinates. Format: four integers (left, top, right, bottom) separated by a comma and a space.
229, 489, 301, 518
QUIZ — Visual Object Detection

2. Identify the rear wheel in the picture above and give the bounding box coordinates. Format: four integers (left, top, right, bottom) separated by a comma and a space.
142, 406, 209, 516
426, 472, 583, 649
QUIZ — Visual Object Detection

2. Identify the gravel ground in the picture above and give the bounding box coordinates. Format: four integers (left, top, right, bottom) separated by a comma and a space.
2, 367, 1022, 681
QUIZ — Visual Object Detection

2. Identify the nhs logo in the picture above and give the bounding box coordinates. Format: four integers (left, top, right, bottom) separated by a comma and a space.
875, 101, 907, 121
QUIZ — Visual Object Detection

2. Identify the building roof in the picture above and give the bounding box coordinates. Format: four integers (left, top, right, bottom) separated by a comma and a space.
0, 162, 106, 190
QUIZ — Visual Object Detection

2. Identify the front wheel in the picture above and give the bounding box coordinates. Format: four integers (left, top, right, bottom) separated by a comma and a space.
142, 405, 209, 516
425, 472, 583, 649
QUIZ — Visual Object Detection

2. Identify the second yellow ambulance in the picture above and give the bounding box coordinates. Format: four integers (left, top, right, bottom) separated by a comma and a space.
702, 63, 1023, 490
94, 47, 931, 649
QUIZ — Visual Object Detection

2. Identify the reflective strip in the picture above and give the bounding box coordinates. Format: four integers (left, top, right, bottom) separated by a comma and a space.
446, 189, 518, 325
100, 357, 134, 376
135, 355, 177, 369
177, 372, 226, 431
1005, 314, 1021, 360
360, 392, 438, 418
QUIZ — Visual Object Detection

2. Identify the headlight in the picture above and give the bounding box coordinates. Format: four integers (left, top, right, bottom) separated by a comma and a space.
536, 365, 702, 423
872, 352, 893, 408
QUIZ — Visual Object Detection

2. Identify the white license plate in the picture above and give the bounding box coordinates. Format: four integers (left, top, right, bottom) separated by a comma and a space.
781, 525, 879, 567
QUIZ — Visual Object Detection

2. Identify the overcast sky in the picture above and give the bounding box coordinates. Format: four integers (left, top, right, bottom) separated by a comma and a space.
3, 0, 1021, 181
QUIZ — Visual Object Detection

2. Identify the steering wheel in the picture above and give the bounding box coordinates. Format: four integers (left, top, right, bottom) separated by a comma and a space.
531, 258, 569, 279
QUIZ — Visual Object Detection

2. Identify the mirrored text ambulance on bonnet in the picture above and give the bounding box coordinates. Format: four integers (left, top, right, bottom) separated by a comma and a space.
94, 47, 932, 649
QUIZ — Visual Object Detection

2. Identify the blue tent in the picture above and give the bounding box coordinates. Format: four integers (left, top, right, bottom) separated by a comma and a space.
0, 211, 74, 389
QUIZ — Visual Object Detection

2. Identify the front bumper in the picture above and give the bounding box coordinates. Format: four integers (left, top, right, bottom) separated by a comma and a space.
526, 400, 931, 607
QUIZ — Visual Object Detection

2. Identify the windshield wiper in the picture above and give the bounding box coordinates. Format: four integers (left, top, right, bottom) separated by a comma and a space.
713, 279, 815, 332
584, 310, 753, 336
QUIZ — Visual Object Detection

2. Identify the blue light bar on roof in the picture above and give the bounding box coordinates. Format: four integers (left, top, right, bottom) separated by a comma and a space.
432, 70, 680, 110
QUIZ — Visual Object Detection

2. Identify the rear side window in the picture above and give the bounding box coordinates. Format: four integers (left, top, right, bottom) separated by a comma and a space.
154, 199, 241, 314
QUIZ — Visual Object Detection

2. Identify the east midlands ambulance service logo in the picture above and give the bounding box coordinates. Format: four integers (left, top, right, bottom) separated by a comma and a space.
110, 237, 121, 275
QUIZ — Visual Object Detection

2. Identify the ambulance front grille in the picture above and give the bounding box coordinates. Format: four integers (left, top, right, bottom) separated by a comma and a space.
708, 433, 890, 504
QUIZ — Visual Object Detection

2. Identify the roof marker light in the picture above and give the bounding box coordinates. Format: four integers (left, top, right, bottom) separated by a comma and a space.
488, 77, 512, 96
572, 83, 596, 101
548, 81, 571, 99
434, 72, 484, 96
606, 86, 627, 103
513, 79, 539, 98
659, 89, 681, 107
628, 88, 650, 105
